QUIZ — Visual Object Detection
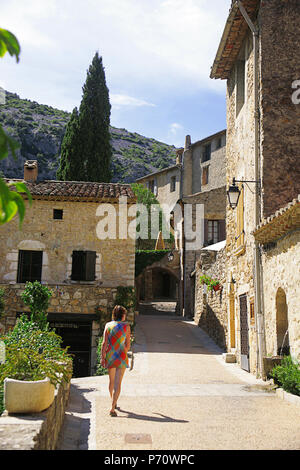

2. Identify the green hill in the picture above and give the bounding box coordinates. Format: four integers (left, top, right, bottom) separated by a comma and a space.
0, 91, 177, 183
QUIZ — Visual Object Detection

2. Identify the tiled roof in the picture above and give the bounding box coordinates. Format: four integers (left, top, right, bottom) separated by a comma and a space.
252, 195, 300, 244
6, 179, 136, 202
210, 0, 260, 80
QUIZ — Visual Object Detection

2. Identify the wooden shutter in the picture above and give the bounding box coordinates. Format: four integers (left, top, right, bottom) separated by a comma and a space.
17, 250, 43, 283
71, 251, 96, 281
85, 251, 96, 281
236, 184, 244, 248
219, 219, 226, 242
71, 251, 84, 281
204, 219, 208, 246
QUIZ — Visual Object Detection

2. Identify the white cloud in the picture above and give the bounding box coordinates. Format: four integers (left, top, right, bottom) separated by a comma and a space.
110, 94, 156, 110
169, 122, 184, 135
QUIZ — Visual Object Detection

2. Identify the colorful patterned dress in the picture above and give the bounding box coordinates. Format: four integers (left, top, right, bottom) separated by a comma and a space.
105, 321, 129, 369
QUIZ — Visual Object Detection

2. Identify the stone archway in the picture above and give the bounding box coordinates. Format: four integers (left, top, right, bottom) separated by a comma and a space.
135, 250, 181, 313
151, 267, 178, 300
276, 288, 289, 356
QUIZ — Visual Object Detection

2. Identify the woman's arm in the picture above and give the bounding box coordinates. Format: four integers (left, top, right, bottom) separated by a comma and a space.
125, 325, 131, 352
101, 326, 108, 366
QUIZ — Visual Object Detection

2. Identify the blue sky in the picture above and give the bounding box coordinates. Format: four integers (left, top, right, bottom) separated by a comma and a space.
1, 0, 230, 148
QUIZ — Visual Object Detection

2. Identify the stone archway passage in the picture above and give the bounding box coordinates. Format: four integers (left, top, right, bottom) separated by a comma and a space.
151, 268, 178, 300
276, 288, 289, 356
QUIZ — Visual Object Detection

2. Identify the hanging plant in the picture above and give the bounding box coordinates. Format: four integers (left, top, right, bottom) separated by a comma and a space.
199, 275, 221, 292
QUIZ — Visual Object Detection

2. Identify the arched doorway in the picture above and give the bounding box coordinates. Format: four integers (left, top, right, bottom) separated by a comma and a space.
276, 288, 289, 356
151, 268, 177, 300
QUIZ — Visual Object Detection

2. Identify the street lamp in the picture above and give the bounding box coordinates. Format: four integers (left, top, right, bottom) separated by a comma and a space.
227, 178, 241, 209
227, 177, 260, 210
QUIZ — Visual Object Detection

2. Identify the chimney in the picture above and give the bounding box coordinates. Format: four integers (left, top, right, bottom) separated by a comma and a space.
184, 135, 191, 151
24, 160, 38, 182
176, 148, 184, 165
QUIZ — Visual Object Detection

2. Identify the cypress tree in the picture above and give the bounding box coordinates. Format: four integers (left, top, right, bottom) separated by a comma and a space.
56, 107, 83, 181
78, 51, 112, 182
57, 52, 112, 182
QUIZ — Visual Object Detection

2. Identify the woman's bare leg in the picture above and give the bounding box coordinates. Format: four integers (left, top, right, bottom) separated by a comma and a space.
111, 367, 126, 411
108, 368, 116, 404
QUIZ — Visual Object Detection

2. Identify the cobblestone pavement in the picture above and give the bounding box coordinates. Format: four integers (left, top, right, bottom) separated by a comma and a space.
57, 305, 300, 451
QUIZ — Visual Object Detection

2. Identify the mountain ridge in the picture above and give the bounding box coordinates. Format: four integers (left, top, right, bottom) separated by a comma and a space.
0, 91, 177, 183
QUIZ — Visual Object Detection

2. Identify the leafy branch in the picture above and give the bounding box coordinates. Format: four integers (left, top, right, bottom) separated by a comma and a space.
0, 27, 32, 228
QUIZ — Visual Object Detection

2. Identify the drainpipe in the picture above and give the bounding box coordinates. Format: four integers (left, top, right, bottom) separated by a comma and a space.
236, 1, 265, 379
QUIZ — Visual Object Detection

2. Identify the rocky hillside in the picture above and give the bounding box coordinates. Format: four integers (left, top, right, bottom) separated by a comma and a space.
0, 91, 177, 183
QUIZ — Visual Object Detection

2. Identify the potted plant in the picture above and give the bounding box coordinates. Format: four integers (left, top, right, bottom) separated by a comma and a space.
0, 316, 72, 414
199, 275, 221, 292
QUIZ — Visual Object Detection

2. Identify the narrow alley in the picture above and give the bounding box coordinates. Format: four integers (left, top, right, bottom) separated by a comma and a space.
57, 304, 300, 451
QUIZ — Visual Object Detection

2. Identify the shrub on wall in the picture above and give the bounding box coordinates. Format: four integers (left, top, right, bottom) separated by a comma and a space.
135, 250, 169, 277
21, 281, 52, 330
272, 355, 300, 397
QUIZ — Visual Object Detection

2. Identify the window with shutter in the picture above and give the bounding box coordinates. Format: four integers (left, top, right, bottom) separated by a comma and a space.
235, 184, 245, 254
17, 250, 43, 283
71, 251, 96, 281
202, 167, 209, 186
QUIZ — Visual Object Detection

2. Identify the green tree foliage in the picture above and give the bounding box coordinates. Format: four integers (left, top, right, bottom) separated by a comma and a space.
21, 281, 52, 330
0, 28, 32, 227
58, 52, 112, 182
56, 107, 83, 180
131, 183, 174, 250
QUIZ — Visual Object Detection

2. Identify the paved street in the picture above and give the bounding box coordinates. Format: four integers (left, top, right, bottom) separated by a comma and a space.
57, 305, 300, 450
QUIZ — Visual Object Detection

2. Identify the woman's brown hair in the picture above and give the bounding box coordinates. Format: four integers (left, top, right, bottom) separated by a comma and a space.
112, 305, 127, 321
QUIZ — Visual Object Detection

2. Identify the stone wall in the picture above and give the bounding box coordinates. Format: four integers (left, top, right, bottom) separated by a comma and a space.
261, 230, 300, 361
194, 247, 228, 351
0, 283, 117, 375
259, 0, 300, 218
0, 199, 136, 288
137, 166, 181, 210
182, 187, 226, 318
0, 380, 70, 450
225, 29, 259, 375
191, 133, 226, 195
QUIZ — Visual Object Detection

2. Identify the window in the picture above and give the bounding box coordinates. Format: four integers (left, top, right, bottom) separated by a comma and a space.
235, 184, 245, 253
202, 143, 211, 163
71, 251, 96, 281
236, 58, 246, 116
216, 137, 222, 149
53, 209, 63, 220
207, 220, 219, 245
170, 176, 176, 192
17, 250, 43, 283
148, 178, 158, 196
204, 219, 226, 246
202, 167, 209, 186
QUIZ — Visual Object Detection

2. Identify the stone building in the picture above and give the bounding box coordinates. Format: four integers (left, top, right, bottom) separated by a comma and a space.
210, 0, 300, 377
0, 161, 136, 377
135, 130, 227, 317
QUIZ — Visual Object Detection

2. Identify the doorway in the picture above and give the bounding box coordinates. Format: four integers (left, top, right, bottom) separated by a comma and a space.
49, 319, 92, 378
239, 294, 249, 372
276, 288, 289, 356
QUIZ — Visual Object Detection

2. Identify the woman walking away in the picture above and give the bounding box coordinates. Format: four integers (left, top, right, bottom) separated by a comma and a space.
101, 305, 131, 417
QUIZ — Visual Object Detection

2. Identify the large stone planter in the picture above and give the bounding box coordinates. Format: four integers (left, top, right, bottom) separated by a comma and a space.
4, 377, 55, 414
263, 356, 282, 378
